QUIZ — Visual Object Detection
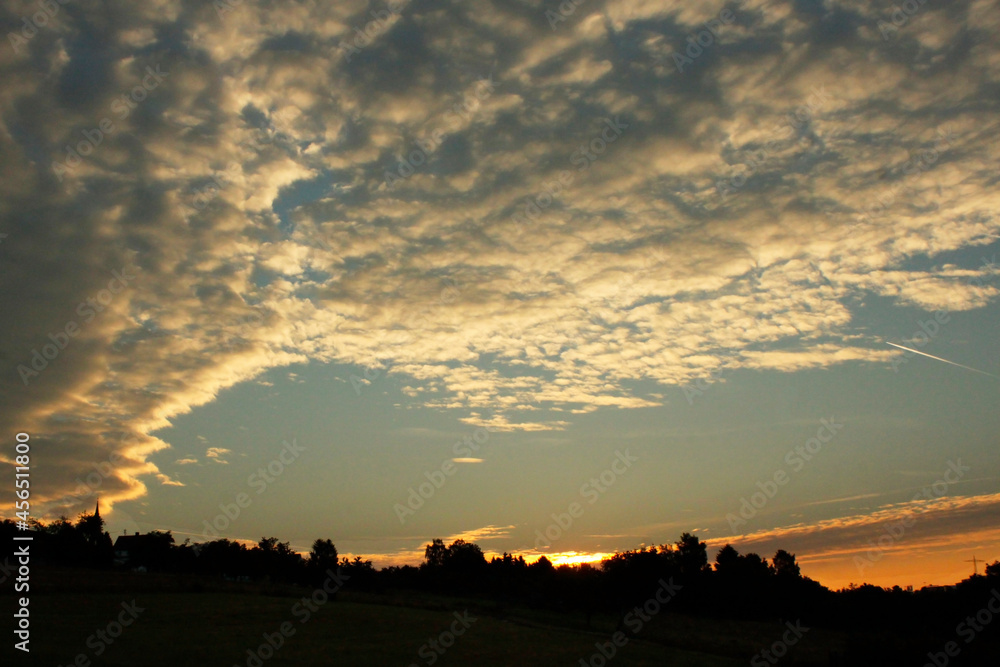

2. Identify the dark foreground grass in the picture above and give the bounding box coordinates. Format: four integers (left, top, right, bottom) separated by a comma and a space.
1, 588, 744, 666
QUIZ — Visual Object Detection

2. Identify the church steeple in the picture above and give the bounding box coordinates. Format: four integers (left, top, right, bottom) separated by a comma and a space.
95, 499, 100, 518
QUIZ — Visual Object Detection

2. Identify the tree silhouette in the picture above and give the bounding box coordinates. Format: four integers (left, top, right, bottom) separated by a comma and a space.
772, 549, 801, 579
307, 538, 341, 587
76, 510, 105, 547
309, 539, 338, 572
133, 531, 175, 570
443, 539, 486, 574
714, 543, 740, 574
253, 537, 303, 582
491, 552, 528, 574
75, 510, 113, 566
740, 551, 774, 579
531, 555, 554, 573
340, 555, 377, 590
422, 538, 447, 570
198, 538, 251, 577
674, 532, 709, 578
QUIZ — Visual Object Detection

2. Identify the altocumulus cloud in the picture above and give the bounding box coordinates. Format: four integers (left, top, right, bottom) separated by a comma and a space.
1, 0, 999, 515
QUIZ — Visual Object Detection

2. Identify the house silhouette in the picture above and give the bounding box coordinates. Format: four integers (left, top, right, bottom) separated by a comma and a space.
113, 532, 151, 568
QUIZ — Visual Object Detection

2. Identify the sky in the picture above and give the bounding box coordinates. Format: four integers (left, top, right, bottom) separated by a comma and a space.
1, 0, 999, 591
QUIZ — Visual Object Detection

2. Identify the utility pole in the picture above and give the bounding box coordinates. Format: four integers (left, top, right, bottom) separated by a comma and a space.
965, 555, 981, 575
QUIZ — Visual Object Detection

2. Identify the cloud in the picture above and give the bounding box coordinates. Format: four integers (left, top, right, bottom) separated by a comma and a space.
155, 473, 185, 487
174, 458, 199, 465
803, 493, 883, 507
205, 447, 232, 463
448, 524, 515, 543
705, 492, 1000, 566
1, 0, 998, 517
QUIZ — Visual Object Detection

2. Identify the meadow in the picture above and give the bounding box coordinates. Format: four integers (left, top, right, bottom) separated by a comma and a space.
0, 567, 809, 666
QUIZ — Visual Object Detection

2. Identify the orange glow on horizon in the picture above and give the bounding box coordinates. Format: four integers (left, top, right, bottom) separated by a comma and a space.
540, 551, 614, 566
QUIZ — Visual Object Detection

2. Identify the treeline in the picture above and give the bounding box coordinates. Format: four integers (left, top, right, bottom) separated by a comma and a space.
4, 512, 1000, 664
1, 512, 113, 568
1, 513, 831, 620
0, 516, 372, 589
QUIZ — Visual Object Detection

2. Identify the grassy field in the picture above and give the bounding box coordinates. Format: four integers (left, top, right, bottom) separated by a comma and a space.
1, 569, 751, 666
1, 591, 747, 666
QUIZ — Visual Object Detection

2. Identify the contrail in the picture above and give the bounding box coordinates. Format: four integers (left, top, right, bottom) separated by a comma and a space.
886, 342, 999, 378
